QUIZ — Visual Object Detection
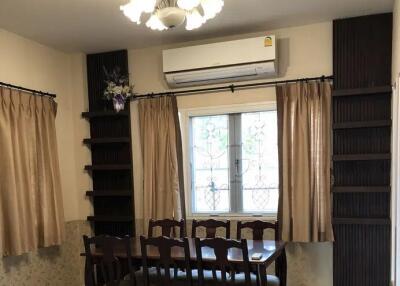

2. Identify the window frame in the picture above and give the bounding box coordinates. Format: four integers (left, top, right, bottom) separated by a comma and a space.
180, 102, 278, 220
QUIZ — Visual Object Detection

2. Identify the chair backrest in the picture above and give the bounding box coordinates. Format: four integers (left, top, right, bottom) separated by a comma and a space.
83, 235, 135, 286
140, 236, 192, 286
148, 219, 186, 238
191, 219, 230, 239
195, 237, 251, 286
236, 220, 279, 241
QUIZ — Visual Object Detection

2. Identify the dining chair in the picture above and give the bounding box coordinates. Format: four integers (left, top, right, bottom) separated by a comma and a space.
236, 221, 283, 286
83, 235, 136, 286
236, 220, 279, 241
140, 236, 193, 286
191, 219, 230, 239
194, 237, 252, 286
195, 237, 280, 286
148, 219, 186, 238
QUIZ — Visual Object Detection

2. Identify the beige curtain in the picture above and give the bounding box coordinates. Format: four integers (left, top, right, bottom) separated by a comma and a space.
276, 81, 334, 242
138, 96, 185, 234
0, 87, 65, 256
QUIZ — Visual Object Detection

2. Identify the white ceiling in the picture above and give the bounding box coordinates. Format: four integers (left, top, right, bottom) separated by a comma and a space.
0, 0, 393, 53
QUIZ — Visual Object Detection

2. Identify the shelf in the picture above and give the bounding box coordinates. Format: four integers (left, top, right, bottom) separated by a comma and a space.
82, 110, 129, 118
333, 218, 390, 225
84, 164, 132, 171
86, 190, 132, 197
83, 137, 131, 145
332, 186, 390, 193
332, 153, 391, 161
333, 85, 392, 97
87, 215, 133, 222
333, 120, 391, 130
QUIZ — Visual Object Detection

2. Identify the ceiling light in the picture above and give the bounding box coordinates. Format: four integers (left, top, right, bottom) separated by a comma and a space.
120, 0, 224, 31
142, 0, 157, 13
186, 8, 206, 30
201, 0, 224, 20
146, 13, 168, 31
120, 1, 143, 24
177, 0, 201, 11
158, 7, 186, 28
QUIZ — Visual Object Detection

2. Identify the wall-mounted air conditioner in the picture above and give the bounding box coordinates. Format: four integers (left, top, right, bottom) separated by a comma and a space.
162, 35, 278, 87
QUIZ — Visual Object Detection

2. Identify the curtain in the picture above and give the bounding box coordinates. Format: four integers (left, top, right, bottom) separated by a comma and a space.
276, 81, 334, 242
138, 95, 185, 235
0, 87, 65, 256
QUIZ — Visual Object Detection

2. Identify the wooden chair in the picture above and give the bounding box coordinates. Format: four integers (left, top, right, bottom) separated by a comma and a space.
148, 219, 186, 238
140, 236, 193, 286
236, 221, 284, 286
236, 220, 279, 241
195, 237, 251, 286
191, 219, 230, 239
83, 235, 135, 286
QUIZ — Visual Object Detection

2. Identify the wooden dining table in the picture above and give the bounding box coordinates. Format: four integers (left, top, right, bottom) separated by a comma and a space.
85, 237, 287, 286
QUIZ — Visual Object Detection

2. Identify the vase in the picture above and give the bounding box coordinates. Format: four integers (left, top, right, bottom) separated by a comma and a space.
112, 97, 126, 112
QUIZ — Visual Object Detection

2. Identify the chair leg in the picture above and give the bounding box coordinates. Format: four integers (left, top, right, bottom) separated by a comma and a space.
276, 249, 287, 286
257, 264, 268, 286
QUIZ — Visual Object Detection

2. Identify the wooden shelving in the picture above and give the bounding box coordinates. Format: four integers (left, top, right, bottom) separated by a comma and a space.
332, 14, 392, 286
332, 85, 392, 97
84, 164, 132, 171
332, 153, 391, 161
82, 110, 129, 118
87, 216, 133, 222
332, 218, 390, 225
332, 186, 390, 193
86, 190, 132, 197
83, 137, 131, 145
333, 120, 391, 130
84, 50, 135, 237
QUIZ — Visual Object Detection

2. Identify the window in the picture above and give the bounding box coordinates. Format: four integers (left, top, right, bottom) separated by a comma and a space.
188, 108, 279, 216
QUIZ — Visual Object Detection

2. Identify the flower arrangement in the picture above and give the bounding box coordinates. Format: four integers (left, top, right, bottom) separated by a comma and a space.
103, 67, 134, 112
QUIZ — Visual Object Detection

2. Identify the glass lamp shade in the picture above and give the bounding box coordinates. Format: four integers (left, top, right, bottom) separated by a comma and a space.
177, 0, 201, 10
201, 0, 224, 20
186, 8, 205, 30
120, 0, 156, 23
142, 0, 157, 13
157, 7, 186, 28
146, 13, 168, 31
120, 1, 143, 23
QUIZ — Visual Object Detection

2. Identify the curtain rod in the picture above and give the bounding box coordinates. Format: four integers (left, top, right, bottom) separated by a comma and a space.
0, 81, 56, 98
131, 75, 333, 100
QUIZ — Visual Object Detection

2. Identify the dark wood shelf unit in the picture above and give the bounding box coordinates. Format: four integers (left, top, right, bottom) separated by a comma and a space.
332, 85, 392, 97
333, 218, 390, 225
83, 137, 131, 145
87, 216, 133, 222
333, 120, 391, 129
332, 186, 390, 193
86, 190, 132, 197
332, 14, 392, 286
84, 50, 135, 237
82, 110, 129, 119
84, 164, 132, 171
332, 153, 391, 161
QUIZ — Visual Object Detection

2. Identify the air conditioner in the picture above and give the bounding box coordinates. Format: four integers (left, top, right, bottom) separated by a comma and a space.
163, 35, 278, 87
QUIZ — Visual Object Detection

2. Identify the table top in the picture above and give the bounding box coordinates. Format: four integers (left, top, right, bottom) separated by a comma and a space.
89, 237, 286, 266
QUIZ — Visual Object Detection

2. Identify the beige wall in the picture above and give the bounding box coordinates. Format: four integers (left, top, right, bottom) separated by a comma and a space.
0, 29, 90, 222
0, 29, 91, 285
129, 21, 333, 286
394, 0, 400, 81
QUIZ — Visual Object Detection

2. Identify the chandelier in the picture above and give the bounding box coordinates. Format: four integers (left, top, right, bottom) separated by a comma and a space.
120, 0, 224, 31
